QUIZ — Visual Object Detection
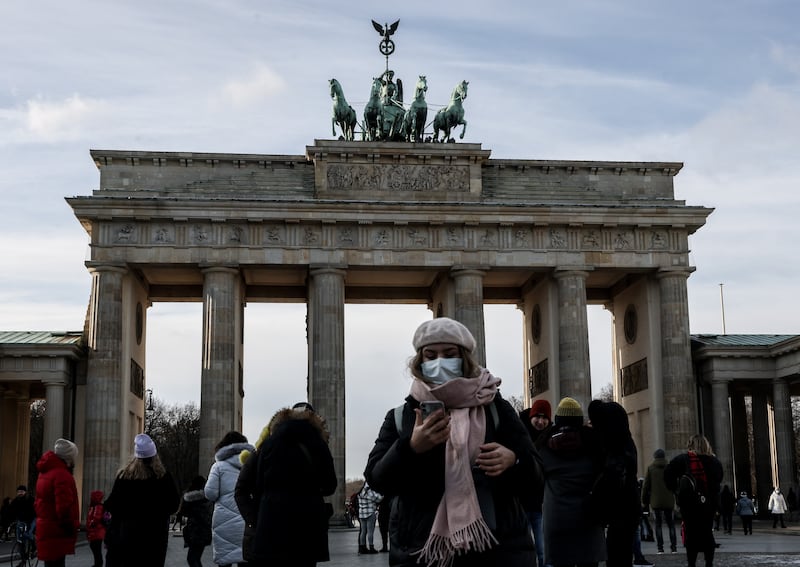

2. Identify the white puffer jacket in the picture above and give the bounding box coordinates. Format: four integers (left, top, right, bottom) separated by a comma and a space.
205, 441, 255, 564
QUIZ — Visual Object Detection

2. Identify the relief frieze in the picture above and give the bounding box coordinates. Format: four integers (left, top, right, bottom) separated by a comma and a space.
264, 225, 285, 245
100, 221, 677, 258
114, 224, 137, 243
326, 163, 469, 192
153, 227, 174, 244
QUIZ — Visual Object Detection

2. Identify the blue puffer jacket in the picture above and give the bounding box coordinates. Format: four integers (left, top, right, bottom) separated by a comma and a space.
205, 441, 255, 565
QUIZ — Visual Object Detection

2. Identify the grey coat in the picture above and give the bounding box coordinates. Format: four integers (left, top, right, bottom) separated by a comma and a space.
534, 426, 606, 566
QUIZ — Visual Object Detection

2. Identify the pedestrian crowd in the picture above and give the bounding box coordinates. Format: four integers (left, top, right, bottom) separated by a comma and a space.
5, 316, 797, 567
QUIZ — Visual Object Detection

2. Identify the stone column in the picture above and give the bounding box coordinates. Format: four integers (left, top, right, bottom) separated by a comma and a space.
772, 378, 797, 492
83, 263, 127, 497
42, 377, 68, 450
15, 397, 31, 486
730, 390, 752, 496
451, 268, 487, 366
199, 266, 241, 476
308, 266, 347, 523
751, 388, 773, 516
656, 269, 696, 455
554, 269, 591, 408
710, 379, 734, 487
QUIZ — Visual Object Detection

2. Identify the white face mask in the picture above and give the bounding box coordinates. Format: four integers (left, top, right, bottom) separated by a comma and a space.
421, 357, 463, 384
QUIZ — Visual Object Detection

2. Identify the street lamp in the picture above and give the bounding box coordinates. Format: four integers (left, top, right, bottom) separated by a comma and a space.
146, 388, 154, 411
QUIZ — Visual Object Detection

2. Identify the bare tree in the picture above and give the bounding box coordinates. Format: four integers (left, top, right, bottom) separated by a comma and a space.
596, 382, 614, 402
145, 396, 201, 491
504, 394, 525, 413
27, 400, 46, 491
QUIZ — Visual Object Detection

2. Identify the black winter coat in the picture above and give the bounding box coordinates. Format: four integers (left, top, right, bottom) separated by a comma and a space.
104, 471, 180, 567
365, 392, 539, 567
664, 452, 723, 553
180, 489, 212, 548
250, 411, 337, 565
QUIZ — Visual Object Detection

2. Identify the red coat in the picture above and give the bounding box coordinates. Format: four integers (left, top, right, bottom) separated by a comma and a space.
86, 490, 106, 543
34, 451, 79, 561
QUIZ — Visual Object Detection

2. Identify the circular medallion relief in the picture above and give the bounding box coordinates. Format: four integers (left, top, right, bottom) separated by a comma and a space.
624, 304, 637, 345
135, 302, 144, 345
531, 304, 542, 345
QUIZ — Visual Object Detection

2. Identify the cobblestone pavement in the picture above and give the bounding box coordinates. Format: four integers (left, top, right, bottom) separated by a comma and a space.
3, 519, 799, 566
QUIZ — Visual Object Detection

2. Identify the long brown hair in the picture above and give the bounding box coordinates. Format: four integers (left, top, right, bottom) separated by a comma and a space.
117, 454, 167, 480
687, 434, 715, 456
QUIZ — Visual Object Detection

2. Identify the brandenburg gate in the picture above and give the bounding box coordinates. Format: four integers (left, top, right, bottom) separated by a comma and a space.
66, 140, 712, 516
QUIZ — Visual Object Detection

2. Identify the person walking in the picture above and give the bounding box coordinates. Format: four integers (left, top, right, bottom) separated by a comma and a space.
535, 397, 606, 567
180, 476, 213, 567
249, 403, 337, 567
734, 491, 755, 535
34, 438, 80, 567
664, 435, 723, 567
377, 494, 390, 553
356, 482, 382, 554
204, 431, 254, 567
85, 490, 106, 567
718, 485, 735, 534
519, 398, 552, 567
588, 399, 644, 567
104, 433, 181, 567
642, 448, 678, 554
768, 486, 788, 528
365, 317, 539, 567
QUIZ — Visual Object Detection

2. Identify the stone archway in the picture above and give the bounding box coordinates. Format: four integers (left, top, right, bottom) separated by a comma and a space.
67, 140, 711, 518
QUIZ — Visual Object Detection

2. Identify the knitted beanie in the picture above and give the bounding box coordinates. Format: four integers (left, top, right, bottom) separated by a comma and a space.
134, 433, 157, 459
554, 397, 583, 428
529, 399, 552, 421
54, 438, 78, 467
412, 317, 476, 352
654, 448, 666, 459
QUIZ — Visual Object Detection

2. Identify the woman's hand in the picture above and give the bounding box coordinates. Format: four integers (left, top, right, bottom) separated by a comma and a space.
475, 442, 516, 477
409, 408, 450, 453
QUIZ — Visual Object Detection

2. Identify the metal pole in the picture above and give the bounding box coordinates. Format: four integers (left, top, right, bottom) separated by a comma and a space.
719, 283, 727, 335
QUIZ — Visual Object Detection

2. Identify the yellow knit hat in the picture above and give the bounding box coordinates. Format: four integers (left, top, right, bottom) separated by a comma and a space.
556, 398, 583, 425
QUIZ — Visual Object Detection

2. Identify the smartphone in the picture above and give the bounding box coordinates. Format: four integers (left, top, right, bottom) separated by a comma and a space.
420, 400, 445, 420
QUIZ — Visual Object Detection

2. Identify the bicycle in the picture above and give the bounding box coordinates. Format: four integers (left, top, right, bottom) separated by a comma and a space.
8, 521, 38, 567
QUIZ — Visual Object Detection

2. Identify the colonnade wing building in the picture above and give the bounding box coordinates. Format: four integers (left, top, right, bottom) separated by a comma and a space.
1, 139, 797, 519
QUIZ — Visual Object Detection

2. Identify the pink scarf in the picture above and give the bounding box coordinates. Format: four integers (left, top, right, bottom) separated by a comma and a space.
409, 369, 501, 567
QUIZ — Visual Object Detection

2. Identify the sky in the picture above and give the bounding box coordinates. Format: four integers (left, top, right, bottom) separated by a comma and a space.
2, 0, 799, 480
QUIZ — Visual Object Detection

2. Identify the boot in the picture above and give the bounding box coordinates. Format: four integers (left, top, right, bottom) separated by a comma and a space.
358, 544, 369, 555
369, 546, 379, 554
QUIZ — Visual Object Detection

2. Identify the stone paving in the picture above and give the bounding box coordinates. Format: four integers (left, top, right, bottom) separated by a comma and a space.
2, 519, 799, 566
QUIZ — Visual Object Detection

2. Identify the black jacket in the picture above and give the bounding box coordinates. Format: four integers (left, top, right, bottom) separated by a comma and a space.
250, 410, 337, 565
365, 392, 539, 567
180, 489, 212, 548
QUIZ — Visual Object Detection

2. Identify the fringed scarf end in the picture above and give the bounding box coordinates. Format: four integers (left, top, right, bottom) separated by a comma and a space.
414, 517, 498, 567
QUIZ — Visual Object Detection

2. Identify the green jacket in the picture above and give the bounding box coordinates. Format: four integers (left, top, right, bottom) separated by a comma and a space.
642, 457, 675, 510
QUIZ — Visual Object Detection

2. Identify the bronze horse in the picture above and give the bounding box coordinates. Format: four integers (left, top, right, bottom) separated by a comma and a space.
330, 78, 356, 141
433, 80, 468, 143
402, 75, 428, 142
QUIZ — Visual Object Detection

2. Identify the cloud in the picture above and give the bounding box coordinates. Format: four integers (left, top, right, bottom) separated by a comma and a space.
218, 64, 287, 107
24, 95, 110, 143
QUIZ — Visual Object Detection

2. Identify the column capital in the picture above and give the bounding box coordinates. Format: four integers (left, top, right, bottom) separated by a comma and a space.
200, 265, 240, 275
450, 266, 488, 278
86, 262, 128, 275
309, 265, 348, 278
655, 267, 695, 280
41, 377, 69, 387
553, 267, 591, 280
